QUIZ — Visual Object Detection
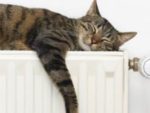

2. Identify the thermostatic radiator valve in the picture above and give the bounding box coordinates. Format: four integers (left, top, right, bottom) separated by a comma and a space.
129, 56, 150, 78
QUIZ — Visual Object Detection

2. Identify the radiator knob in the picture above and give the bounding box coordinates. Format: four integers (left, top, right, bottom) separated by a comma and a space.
129, 57, 140, 71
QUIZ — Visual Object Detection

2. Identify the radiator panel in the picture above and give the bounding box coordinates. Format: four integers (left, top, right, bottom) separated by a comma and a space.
0, 51, 128, 113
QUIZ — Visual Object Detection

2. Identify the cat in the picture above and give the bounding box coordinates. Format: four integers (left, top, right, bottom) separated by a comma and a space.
0, 0, 137, 113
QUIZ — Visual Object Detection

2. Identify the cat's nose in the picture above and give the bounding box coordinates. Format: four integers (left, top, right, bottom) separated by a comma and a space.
91, 37, 97, 44
91, 36, 102, 44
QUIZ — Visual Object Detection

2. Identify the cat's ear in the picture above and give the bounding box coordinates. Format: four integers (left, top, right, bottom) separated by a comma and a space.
115, 32, 137, 48
86, 0, 101, 17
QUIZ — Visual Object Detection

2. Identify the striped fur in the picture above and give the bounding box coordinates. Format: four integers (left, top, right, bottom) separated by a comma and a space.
0, 1, 136, 113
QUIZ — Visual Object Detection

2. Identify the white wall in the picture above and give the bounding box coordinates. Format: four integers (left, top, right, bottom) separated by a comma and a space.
0, 0, 150, 113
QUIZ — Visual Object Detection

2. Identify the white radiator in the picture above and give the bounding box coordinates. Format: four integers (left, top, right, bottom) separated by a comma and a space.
0, 51, 128, 113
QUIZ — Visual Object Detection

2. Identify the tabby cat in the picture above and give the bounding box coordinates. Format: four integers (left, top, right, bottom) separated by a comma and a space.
0, 0, 136, 113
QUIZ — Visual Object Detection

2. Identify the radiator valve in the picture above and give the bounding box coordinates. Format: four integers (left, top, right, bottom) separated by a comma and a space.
129, 57, 140, 71
129, 57, 150, 78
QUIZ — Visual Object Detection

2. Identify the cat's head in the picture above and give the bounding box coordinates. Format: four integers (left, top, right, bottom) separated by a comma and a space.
78, 0, 137, 51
